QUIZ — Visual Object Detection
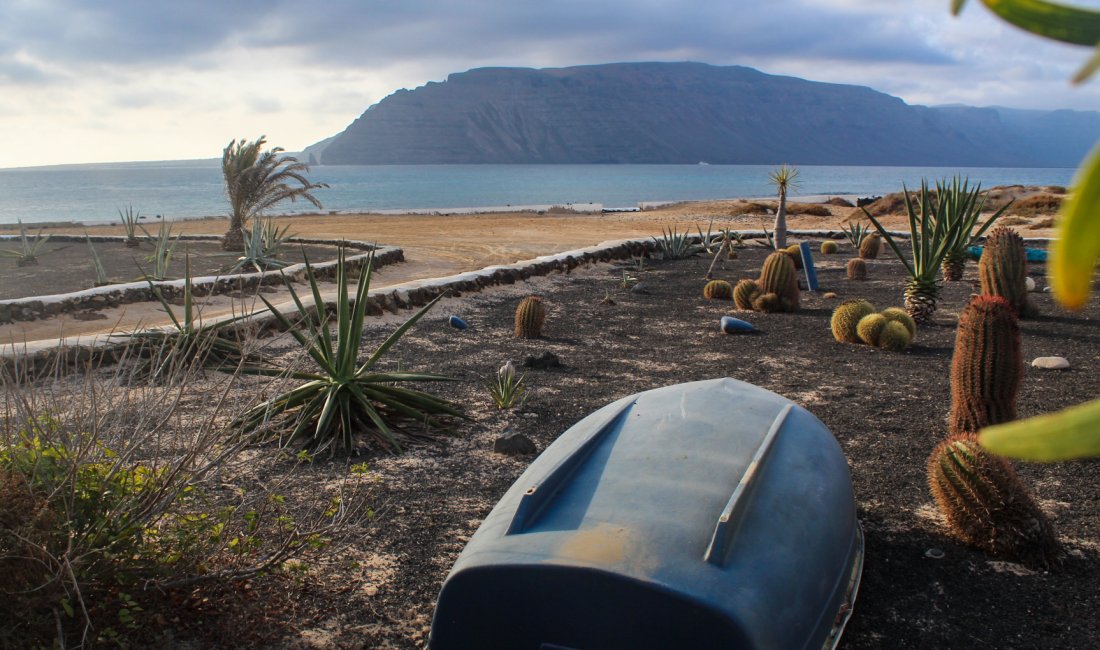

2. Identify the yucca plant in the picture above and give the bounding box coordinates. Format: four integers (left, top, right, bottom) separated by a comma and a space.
234, 249, 463, 455
140, 221, 180, 281
226, 220, 292, 274
862, 180, 960, 323
652, 226, 702, 259
117, 205, 142, 247
0, 219, 50, 266
936, 177, 1011, 281
768, 164, 799, 249
120, 256, 253, 382
487, 361, 526, 409
85, 234, 110, 286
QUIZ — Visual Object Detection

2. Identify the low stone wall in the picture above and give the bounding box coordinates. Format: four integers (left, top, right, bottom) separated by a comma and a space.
0, 235, 402, 325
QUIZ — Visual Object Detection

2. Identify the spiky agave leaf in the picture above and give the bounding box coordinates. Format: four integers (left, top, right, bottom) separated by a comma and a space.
234, 249, 463, 455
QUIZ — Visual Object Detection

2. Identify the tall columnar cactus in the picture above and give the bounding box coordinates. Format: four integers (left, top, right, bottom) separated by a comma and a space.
847, 258, 867, 281
979, 225, 1036, 318
702, 279, 734, 300
830, 299, 875, 343
948, 296, 1022, 436
928, 434, 1061, 568
757, 251, 800, 312
859, 232, 881, 259
732, 279, 759, 310
514, 296, 547, 339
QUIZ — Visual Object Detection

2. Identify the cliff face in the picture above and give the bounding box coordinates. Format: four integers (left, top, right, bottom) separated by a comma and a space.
316, 62, 1100, 166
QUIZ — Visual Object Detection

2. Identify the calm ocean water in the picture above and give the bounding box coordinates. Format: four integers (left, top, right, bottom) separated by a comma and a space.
0, 160, 1077, 226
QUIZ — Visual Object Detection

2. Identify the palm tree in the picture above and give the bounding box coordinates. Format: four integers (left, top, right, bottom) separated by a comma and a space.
768, 164, 799, 249
221, 136, 328, 251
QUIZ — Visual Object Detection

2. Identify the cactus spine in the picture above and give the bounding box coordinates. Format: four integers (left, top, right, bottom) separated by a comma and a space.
702, 279, 734, 300
948, 296, 1021, 436
820, 240, 839, 254
830, 299, 875, 343
979, 225, 1036, 318
757, 251, 799, 312
514, 296, 547, 339
928, 434, 1061, 568
859, 232, 881, 259
732, 279, 759, 310
847, 258, 867, 281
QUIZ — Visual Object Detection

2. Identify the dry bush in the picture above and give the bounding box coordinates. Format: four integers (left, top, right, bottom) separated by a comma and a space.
731, 200, 773, 214
788, 203, 832, 216
0, 350, 371, 647
1028, 217, 1057, 230
827, 197, 855, 207
862, 191, 915, 216
1011, 193, 1063, 217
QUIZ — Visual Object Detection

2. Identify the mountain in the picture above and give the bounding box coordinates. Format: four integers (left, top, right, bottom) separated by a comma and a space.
314, 62, 1100, 166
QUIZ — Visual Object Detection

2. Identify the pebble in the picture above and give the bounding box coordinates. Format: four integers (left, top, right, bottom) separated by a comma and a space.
1031, 356, 1070, 370
925, 548, 945, 560
1025, 277, 1036, 292
630, 282, 650, 294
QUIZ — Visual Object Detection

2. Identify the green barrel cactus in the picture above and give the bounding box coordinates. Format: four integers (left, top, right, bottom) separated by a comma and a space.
830, 299, 875, 343
928, 434, 1061, 568
751, 292, 782, 313
514, 296, 547, 339
859, 232, 881, 259
702, 279, 734, 300
880, 306, 917, 341
856, 313, 888, 346
732, 279, 759, 310
948, 295, 1021, 436
877, 320, 911, 351
757, 251, 800, 312
820, 240, 839, 255
784, 244, 804, 270
979, 225, 1037, 318
847, 258, 867, 281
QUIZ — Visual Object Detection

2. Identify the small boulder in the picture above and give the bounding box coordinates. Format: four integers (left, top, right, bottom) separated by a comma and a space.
630, 282, 650, 295
1025, 277, 1036, 292
494, 432, 537, 456
447, 315, 469, 330
1031, 356, 1070, 370
719, 316, 755, 334
523, 351, 563, 370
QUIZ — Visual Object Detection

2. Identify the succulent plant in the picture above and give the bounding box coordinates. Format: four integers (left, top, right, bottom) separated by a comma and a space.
733, 278, 759, 310
784, 244, 804, 270
844, 222, 868, 247
979, 225, 1037, 318
877, 320, 912, 351
751, 292, 783, 313
948, 295, 1022, 436
856, 313, 888, 346
757, 251, 800, 312
859, 232, 882, 259
514, 296, 547, 339
847, 258, 867, 281
830, 299, 875, 343
928, 434, 1061, 568
880, 307, 917, 341
820, 240, 839, 255
702, 279, 734, 300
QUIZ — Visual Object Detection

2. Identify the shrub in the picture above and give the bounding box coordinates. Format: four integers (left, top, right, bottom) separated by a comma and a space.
1011, 193, 1063, 217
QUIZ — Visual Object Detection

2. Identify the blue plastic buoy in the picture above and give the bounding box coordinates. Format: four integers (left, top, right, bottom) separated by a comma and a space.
720, 316, 754, 334
968, 245, 1049, 263
448, 315, 469, 330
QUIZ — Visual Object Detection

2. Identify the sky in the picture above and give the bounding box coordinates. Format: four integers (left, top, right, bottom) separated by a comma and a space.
3, 0, 1100, 169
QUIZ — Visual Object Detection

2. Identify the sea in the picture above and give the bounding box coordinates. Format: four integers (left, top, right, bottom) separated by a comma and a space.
0, 160, 1078, 226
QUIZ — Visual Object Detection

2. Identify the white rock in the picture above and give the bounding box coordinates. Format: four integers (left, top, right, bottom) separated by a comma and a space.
1031, 356, 1070, 370
1025, 277, 1036, 292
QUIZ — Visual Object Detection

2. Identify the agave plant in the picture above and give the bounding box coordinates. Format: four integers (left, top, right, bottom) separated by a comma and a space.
843, 222, 868, 247
0, 219, 50, 266
936, 177, 1011, 281
118, 205, 142, 247
85, 234, 110, 286
227, 219, 292, 274
260, 216, 296, 257
140, 221, 181, 280
652, 226, 702, 259
234, 249, 463, 455
862, 180, 957, 323
119, 256, 253, 382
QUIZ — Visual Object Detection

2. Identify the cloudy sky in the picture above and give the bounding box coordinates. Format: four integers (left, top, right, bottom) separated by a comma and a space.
3, 0, 1100, 168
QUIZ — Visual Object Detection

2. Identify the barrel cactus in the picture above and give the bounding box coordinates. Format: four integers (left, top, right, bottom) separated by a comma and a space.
830, 299, 875, 343
880, 307, 917, 341
752, 292, 782, 313
847, 258, 867, 281
702, 279, 734, 300
859, 232, 881, 259
514, 296, 547, 339
948, 295, 1021, 436
757, 251, 800, 312
928, 434, 1061, 568
979, 225, 1037, 318
877, 320, 912, 352
784, 244, 804, 270
856, 313, 888, 346
820, 240, 839, 255
732, 279, 759, 310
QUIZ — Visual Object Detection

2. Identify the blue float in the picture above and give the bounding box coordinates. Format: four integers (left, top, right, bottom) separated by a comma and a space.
447, 315, 468, 330
967, 245, 1048, 263
720, 315, 754, 333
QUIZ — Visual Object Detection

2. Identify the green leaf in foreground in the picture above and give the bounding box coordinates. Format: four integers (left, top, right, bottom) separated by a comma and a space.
980, 398, 1100, 461
234, 248, 463, 455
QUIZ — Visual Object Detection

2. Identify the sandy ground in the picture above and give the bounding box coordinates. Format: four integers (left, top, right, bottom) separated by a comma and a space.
0, 195, 1057, 346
